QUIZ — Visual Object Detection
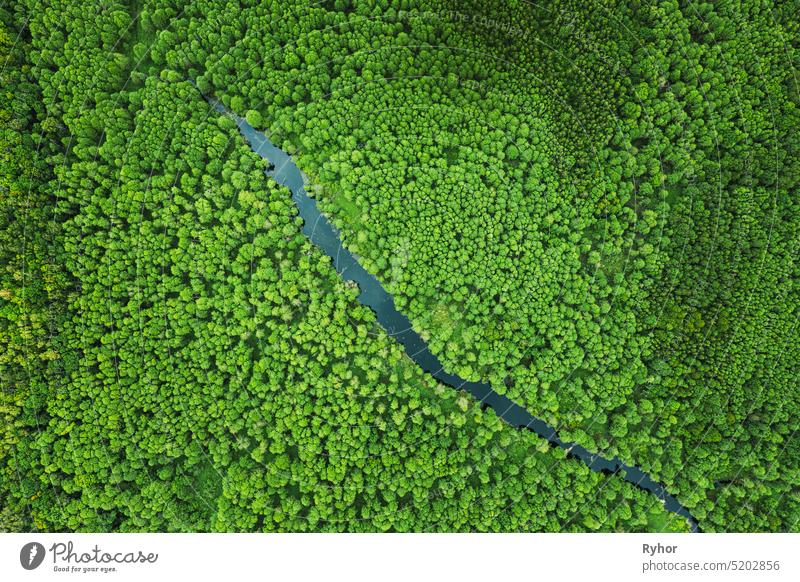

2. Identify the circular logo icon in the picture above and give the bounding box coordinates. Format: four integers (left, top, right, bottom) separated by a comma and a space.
20, 542, 46, 570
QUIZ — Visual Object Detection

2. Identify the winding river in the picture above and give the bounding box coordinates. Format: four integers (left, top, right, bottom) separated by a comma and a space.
202, 90, 699, 532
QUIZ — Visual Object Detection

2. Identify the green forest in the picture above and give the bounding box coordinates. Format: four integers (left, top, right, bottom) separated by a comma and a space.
1, 0, 798, 532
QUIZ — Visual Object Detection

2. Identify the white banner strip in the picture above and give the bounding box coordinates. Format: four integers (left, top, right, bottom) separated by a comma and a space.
1, 533, 798, 582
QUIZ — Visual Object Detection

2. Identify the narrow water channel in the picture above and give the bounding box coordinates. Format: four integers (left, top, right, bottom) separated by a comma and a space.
202, 90, 699, 532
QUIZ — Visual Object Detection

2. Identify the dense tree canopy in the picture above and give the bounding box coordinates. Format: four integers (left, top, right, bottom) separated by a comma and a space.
0, 0, 690, 532
0, 6, 67, 530
1, 0, 798, 532
140, 0, 799, 530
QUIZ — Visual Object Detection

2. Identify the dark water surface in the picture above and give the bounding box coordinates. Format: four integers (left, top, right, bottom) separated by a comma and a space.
203, 91, 698, 532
